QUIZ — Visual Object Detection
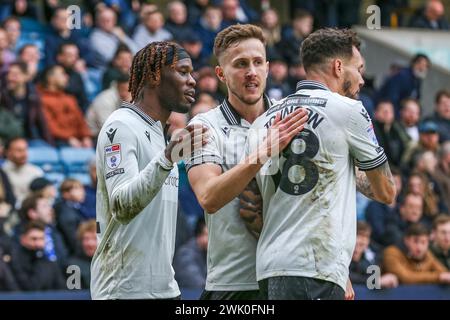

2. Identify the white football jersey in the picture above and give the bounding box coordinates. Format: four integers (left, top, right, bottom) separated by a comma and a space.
248, 80, 386, 290
186, 97, 273, 291
91, 102, 180, 299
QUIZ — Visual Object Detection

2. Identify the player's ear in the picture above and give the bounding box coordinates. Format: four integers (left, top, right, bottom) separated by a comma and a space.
333, 58, 343, 78
215, 65, 226, 83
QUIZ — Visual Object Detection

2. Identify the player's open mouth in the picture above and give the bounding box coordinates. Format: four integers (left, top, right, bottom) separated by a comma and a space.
245, 82, 259, 90
185, 91, 195, 103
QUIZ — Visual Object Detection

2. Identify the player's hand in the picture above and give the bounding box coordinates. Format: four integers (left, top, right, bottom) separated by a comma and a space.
345, 278, 355, 300
165, 124, 209, 163
239, 179, 263, 238
255, 108, 308, 164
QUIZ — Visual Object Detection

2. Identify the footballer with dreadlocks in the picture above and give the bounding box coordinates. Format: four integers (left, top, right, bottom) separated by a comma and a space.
91, 41, 208, 299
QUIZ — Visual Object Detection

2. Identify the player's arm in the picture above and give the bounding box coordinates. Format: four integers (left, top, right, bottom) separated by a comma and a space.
355, 165, 395, 204
188, 108, 308, 214
239, 178, 263, 238
107, 123, 207, 224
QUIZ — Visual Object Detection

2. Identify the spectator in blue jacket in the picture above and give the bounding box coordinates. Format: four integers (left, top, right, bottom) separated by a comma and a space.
376, 54, 430, 118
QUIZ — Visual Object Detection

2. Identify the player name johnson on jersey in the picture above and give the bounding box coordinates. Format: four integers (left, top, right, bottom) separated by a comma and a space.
248, 80, 387, 290
91, 102, 180, 299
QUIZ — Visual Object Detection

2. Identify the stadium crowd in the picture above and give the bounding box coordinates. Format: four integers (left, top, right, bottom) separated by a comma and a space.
0, 0, 449, 294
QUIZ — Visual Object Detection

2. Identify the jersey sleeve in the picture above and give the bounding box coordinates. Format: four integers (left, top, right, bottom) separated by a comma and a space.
346, 103, 387, 171
185, 114, 223, 171
98, 120, 173, 224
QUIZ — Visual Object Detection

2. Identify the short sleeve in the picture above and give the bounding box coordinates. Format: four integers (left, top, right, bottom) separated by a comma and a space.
346, 103, 387, 171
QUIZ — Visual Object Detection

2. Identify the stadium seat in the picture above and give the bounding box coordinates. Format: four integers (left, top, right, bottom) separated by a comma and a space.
59, 147, 95, 174
44, 172, 66, 187
28, 146, 64, 173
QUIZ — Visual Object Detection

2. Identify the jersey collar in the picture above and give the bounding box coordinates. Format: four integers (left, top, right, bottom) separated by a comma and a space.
296, 80, 330, 92
220, 94, 273, 126
121, 101, 157, 126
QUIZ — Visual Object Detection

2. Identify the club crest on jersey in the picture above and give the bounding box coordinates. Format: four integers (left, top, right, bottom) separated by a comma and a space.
105, 144, 122, 169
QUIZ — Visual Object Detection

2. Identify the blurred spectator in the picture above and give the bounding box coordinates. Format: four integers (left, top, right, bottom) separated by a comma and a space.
167, 112, 188, 140
2, 137, 43, 205
165, 1, 194, 42
56, 42, 89, 112
430, 215, 450, 270
195, 67, 224, 104
287, 58, 306, 93
259, 8, 281, 48
54, 179, 86, 255
89, 7, 137, 69
376, 0, 410, 27
16, 194, 68, 268
266, 53, 290, 101
79, 158, 97, 220
101, 44, 132, 90
409, 0, 449, 30
132, 8, 172, 51
187, 0, 210, 25
425, 90, 450, 143
373, 100, 411, 167
9, 221, 66, 291
383, 193, 425, 246
365, 167, 403, 247
278, 9, 313, 66
67, 219, 97, 289
173, 217, 207, 289
406, 172, 445, 224
44, 7, 94, 68
221, 0, 258, 26
376, 54, 430, 117
349, 221, 399, 288
3, 17, 21, 53
86, 73, 130, 137
38, 65, 93, 148
402, 121, 440, 172
0, 27, 15, 74
180, 33, 209, 71
195, 5, 223, 60
383, 223, 450, 284
0, 168, 15, 219
10, 0, 39, 20
0, 61, 53, 144
399, 98, 420, 142
0, 243, 18, 291
29, 177, 57, 206
433, 142, 450, 211
190, 101, 215, 118
17, 44, 40, 82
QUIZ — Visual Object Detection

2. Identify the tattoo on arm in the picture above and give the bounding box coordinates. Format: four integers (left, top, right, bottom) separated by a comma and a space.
355, 168, 375, 200
239, 178, 263, 239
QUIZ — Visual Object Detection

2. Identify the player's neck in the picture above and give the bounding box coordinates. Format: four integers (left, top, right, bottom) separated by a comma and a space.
306, 72, 340, 94
228, 94, 265, 124
135, 95, 171, 128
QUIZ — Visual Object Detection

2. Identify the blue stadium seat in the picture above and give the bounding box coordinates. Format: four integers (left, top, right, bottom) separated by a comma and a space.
44, 172, 66, 187
59, 147, 95, 174
68, 173, 92, 186
28, 146, 64, 173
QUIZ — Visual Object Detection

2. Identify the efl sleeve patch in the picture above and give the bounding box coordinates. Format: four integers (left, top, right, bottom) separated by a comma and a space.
105, 144, 122, 169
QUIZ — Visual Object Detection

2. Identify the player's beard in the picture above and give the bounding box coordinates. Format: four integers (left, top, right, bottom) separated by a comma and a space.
229, 84, 264, 106
342, 77, 357, 99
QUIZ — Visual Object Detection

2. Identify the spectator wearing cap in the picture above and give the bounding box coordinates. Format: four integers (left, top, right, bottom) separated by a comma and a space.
67, 219, 97, 289
29, 177, 57, 206
132, 7, 173, 51
9, 221, 66, 291
376, 54, 431, 117
2, 137, 43, 206
425, 90, 450, 143
402, 121, 440, 173
180, 32, 209, 71
266, 51, 291, 101
86, 73, 131, 138
14, 193, 68, 269
383, 223, 450, 284
195, 66, 224, 104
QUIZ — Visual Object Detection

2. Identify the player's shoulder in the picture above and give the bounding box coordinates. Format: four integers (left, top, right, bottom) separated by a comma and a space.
189, 106, 221, 127
98, 109, 136, 142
